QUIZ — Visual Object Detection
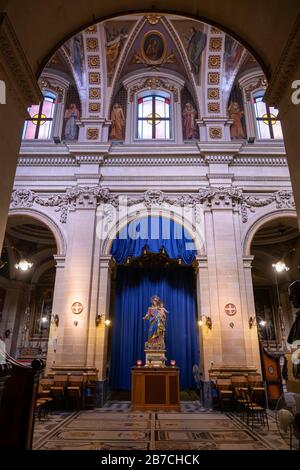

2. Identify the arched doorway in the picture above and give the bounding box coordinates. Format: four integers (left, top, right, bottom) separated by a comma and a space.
249, 214, 300, 404
107, 215, 200, 391
0, 213, 59, 363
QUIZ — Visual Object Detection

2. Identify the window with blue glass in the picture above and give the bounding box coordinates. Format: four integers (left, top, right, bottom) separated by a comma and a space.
22, 91, 56, 140
137, 93, 171, 139
253, 93, 283, 139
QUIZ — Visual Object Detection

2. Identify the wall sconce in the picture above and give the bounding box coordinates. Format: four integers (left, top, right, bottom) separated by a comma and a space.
52, 314, 59, 327
95, 314, 102, 327
198, 315, 212, 329
104, 319, 111, 327
249, 316, 267, 329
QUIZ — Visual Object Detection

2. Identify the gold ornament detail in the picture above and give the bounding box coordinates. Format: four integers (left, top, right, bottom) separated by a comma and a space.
87, 128, 99, 140
209, 127, 222, 139
129, 78, 178, 102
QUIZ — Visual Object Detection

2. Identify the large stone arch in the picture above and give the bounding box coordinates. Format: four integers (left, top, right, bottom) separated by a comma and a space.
8, 208, 67, 257
242, 209, 298, 257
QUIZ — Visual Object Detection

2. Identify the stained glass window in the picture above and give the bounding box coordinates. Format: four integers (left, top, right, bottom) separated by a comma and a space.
137, 94, 171, 139
22, 91, 56, 140
254, 94, 283, 139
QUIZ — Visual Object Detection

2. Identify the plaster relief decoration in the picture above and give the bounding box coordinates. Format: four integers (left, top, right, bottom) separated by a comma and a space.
10, 186, 295, 225
129, 78, 178, 103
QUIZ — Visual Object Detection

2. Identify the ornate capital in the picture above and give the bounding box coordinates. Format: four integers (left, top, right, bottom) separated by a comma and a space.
0, 14, 41, 111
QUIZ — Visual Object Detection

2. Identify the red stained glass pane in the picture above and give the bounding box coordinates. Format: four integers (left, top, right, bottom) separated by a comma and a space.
165, 98, 170, 104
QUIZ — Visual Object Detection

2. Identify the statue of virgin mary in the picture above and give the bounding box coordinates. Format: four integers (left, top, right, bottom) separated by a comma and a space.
143, 296, 167, 350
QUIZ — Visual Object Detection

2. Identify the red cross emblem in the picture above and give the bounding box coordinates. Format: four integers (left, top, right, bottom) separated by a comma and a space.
71, 302, 83, 315
224, 303, 237, 316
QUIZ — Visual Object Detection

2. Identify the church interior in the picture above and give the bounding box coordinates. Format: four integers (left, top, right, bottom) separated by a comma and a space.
0, 1, 300, 454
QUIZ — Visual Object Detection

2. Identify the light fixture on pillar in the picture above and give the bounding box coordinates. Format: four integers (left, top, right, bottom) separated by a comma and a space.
95, 314, 103, 327
198, 315, 212, 329
104, 319, 111, 327
248, 315, 267, 329
51, 314, 59, 327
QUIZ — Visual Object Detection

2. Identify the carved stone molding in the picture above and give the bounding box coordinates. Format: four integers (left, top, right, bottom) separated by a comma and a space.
264, 14, 300, 107
0, 14, 41, 111
129, 77, 179, 102
10, 186, 118, 223
10, 186, 295, 225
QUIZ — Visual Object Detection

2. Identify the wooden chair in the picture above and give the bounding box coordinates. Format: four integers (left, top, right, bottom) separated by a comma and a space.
50, 374, 68, 409
67, 375, 84, 409
241, 388, 269, 430
216, 379, 233, 412
247, 375, 263, 388
83, 373, 97, 409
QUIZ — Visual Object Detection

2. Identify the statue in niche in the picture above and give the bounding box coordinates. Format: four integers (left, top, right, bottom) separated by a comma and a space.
110, 103, 125, 140
64, 103, 80, 141
228, 101, 245, 139
182, 102, 198, 140
144, 296, 168, 350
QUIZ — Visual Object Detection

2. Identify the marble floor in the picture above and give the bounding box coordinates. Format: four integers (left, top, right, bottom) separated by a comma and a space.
32, 401, 290, 451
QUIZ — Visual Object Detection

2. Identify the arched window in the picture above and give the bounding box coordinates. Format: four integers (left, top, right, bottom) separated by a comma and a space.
253, 93, 283, 139
22, 91, 56, 140
137, 93, 171, 139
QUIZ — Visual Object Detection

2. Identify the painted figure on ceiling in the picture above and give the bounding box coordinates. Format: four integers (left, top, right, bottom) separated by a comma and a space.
186, 27, 207, 76
228, 101, 245, 139
64, 103, 80, 141
105, 27, 129, 75
110, 103, 125, 140
182, 102, 198, 140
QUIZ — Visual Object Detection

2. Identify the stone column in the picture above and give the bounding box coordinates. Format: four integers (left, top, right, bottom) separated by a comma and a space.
200, 188, 261, 377
94, 255, 112, 381
52, 191, 98, 370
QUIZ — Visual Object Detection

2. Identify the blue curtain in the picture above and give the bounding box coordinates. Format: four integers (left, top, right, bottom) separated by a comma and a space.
111, 216, 196, 265
109, 266, 199, 390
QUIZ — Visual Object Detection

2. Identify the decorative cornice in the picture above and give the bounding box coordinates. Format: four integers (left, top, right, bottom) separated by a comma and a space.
0, 14, 41, 111
129, 77, 179, 102
264, 14, 300, 107
10, 186, 295, 224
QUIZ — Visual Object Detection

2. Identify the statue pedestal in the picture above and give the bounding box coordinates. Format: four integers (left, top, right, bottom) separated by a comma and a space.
145, 348, 166, 367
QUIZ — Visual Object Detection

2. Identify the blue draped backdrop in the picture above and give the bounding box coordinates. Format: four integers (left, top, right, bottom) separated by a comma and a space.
111, 216, 197, 265
109, 216, 199, 390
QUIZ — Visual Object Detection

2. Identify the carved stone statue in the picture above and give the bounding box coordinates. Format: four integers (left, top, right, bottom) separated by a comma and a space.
228, 101, 245, 139
182, 102, 198, 140
143, 296, 168, 366
110, 103, 125, 140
